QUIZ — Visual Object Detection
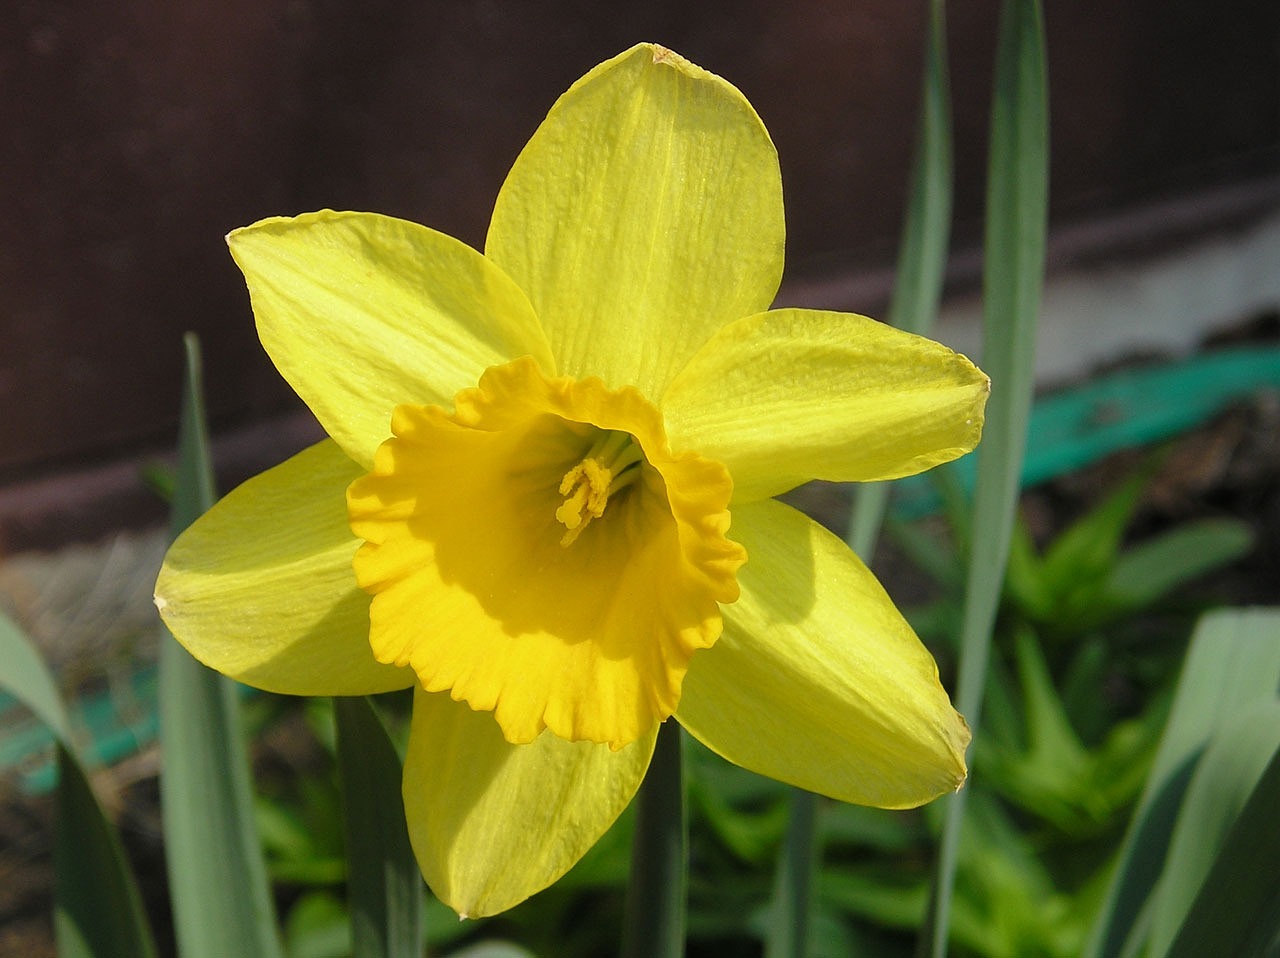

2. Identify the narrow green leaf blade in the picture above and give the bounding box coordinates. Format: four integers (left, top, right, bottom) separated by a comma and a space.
0, 609, 72, 743
1161, 741, 1280, 958
886, 0, 954, 341
1107, 518, 1254, 612
847, 0, 955, 560
920, 1, 1048, 955
1039, 468, 1147, 590
1, 610, 159, 958
955, 0, 1050, 720
159, 333, 284, 958
54, 744, 160, 958
334, 696, 423, 958
1147, 702, 1280, 957
1083, 607, 1280, 958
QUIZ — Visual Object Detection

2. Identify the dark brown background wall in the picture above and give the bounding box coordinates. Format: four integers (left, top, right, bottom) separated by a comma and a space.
2, 1, 1277, 510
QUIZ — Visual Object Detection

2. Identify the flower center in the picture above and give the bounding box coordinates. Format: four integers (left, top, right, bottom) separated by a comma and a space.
554, 430, 644, 546
346, 356, 746, 747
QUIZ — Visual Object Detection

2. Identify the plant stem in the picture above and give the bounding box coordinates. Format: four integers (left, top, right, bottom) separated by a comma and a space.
621, 720, 687, 958
767, 788, 819, 958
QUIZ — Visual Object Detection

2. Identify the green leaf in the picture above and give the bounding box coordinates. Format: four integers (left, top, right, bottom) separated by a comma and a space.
0, 609, 72, 743
256, 796, 328, 866
333, 696, 424, 958
445, 943, 539, 958
886, 0, 953, 342
821, 803, 922, 855
1083, 607, 1280, 958
1146, 702, 1280, 957
1039, 468, 1147, 595
159, 333, 285, 958
979, 656, 1161, 839
688, 771, 788, 865
0, 611, 159, 958
947, 792, 1081, 958
885, 515, 963, 593
1161, 742, 1280, 958
819, 867, 927, 931
767, 788, 819, 958
1106, 518, 1254, 613
283, 891, 352, 958
1002, 518, 1053, 620
920, 0, 1048, 955
53, 744, 160, 958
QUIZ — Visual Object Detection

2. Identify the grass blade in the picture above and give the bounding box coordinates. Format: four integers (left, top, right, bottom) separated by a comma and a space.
159, 333, 284, 958
334, 696, 423, 958
919, 1, 1048, 955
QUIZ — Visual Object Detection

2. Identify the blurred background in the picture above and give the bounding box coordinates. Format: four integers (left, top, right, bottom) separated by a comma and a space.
1, 0, 1277, 550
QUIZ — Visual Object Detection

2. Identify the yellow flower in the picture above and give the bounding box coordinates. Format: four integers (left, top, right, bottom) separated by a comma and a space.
155, 43, 989, 917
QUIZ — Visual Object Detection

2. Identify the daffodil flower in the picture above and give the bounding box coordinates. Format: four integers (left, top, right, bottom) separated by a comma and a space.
155, 43, 989, 917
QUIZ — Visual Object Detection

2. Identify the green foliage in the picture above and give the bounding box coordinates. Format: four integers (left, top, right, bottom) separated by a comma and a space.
922, 0, 1049, 953
977, 626, 1161, 838
1162, 744, 1280, 958
1084, 607, 1280, 958
334, 696, 423, 958
158, 334, 285, 958
1004, 466, 1253, 638
0, 610, 158, 958
53, 744, 160, 958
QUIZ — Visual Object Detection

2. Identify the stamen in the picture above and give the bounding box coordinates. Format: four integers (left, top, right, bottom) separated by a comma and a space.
555, 430, 643, 546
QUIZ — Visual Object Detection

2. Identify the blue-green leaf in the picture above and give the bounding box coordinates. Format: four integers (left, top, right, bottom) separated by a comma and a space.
1146, 702, 1280, 957
54, 744, 160, 958
1083, 607, 1280, 958
1, 610, 158, 957
334, 696, 423, 958
1161, 741, 1280, 958
0, 610, 72, 743
919, 0, 1048, 955
159, 333, 284, 958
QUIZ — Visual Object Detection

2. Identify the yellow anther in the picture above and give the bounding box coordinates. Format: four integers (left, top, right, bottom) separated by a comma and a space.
554, 431, 644, 546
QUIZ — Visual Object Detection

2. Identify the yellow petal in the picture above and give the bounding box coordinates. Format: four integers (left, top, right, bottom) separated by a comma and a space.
662, 308, 990, 501
403, 688, 656, 918
675, 499, 969, 808
486, 43, 784, 397
228, 210, 554, 468
347, 357, 744, 748
155, 440, 412, 695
